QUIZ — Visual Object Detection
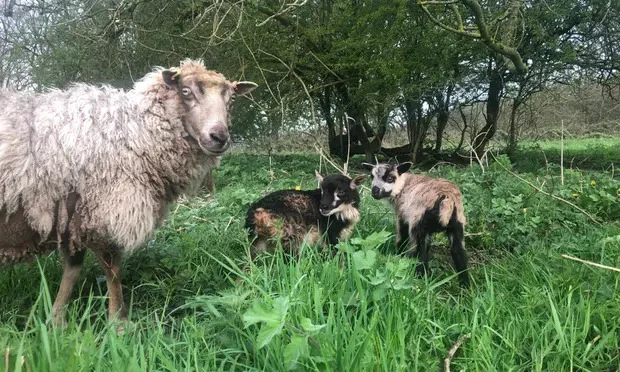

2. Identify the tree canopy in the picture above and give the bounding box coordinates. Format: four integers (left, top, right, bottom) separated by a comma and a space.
1, 0, 618, 162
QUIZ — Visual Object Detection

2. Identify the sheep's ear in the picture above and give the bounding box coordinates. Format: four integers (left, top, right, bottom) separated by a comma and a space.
361, 162, 375, 171
396, 162, 412, 175
233, 81, 258, 96
162, 70, 181, 87
350, 175, 367, 189
315, 170, 324, 182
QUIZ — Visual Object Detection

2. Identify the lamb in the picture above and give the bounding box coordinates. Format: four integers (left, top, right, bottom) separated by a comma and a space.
0, 58, 257, 327
364, 162, 470, 287
245, 172, 366, 259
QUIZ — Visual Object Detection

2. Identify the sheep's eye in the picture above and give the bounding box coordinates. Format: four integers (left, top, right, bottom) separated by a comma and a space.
386, 176, 394, 183
181, 87, 192, 97
337, 190, 345, 197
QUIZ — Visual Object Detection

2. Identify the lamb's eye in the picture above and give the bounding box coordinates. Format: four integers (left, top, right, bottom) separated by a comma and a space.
386, 175, 394, 182
181, 87, 192, 97
337, 190, 345, 197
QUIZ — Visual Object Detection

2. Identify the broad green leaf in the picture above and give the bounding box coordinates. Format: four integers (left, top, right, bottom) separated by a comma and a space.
353, 250, 377, 271
373, 285, 388, 301
257, 322, 285, 349
242, 296, 289, 328
283, 333, 309, 370
242, 300, 279, 328
351, 231, 392, 249
300, 317, 326, 333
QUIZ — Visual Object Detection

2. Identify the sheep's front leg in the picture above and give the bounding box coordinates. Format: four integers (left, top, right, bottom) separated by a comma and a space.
52, 245, 86, 327
412, 226, 431, 277
96, 248, 127, 324
396, 218, 410, 254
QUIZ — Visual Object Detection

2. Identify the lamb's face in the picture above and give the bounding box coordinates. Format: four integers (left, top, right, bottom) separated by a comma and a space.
162, 61, 257, 155
315, 172, 366, 217
364, 162, 412, 200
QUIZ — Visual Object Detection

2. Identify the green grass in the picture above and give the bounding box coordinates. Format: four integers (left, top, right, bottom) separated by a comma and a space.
0, 150, 619, 371
514, 138, 620, 173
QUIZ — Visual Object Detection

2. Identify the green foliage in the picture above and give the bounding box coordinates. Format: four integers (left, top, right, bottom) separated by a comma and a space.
0, 151, 619, 370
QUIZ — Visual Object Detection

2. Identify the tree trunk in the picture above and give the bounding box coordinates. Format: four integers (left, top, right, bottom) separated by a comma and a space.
434, 85, 454, 152
507, 99, 520, 154
473, 63, 503, 154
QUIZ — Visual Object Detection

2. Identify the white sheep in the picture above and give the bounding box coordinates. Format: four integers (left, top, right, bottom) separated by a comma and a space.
0, 58, 257, 327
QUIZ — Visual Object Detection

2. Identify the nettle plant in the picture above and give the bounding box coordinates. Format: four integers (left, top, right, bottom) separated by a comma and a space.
237, 231, 417, 369
557, 171, 620, 220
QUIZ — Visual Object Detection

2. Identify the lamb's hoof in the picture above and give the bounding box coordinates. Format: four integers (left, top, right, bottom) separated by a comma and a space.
415, 264, 430, 277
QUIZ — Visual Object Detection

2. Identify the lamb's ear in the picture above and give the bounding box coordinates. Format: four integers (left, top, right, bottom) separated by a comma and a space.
162, 70, 181, 87
350, 175, 367, 189
315, 170, 324, 182
361, 162, 375, 171
233, 81, 258, 96
396, 162, 412, 175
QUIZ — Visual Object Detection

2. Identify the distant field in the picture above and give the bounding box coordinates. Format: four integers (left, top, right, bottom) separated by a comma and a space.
514, 137, 620, 173
0, 152, 618, 371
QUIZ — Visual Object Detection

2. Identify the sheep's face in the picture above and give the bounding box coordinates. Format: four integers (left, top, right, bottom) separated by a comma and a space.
363, 162, 412, 200
315, 172, 366, 217
162, 61, 257, 155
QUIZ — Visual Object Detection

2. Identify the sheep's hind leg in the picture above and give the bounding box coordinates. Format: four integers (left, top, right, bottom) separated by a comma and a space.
95, 248, 129, 333
447, 223, 470, 288
52, 245, 86, 328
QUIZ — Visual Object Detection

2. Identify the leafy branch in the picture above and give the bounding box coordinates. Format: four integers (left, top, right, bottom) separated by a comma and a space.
418, 0, 528, 74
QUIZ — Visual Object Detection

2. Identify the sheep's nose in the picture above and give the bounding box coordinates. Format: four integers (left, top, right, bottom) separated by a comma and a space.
210, 125, 229, 146
320, 204, 330, 211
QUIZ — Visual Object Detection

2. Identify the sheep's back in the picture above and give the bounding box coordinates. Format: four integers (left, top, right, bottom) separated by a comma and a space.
245, 189, 322, 243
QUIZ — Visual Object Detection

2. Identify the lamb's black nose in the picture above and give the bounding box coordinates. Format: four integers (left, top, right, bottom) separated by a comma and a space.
371, 186, 383, 199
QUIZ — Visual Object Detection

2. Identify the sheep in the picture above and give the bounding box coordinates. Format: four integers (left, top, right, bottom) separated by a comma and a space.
0, 58, 258, 327
245, 172, 366, 260
364, 162, 470, 287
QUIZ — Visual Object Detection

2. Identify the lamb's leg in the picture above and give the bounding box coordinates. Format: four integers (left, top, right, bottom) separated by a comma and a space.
396, 219, 410, 254
447, 223, 470, 287
413, 227, 431, 277
52, 246, 86, 327
96, 248, 127, 323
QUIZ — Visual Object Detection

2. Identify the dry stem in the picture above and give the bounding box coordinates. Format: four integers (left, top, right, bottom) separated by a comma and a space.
444, 333, 471, 372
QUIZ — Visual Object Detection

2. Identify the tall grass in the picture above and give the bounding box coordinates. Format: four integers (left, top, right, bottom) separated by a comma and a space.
0, 152, 618, 371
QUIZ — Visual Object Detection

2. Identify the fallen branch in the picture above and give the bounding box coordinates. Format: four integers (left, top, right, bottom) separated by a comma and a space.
490, 153, 601, 225
561, 254, 620, 273
444, 333, 471, 372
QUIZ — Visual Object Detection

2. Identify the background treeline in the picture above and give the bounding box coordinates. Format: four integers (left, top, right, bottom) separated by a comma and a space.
1, 0, 618, 162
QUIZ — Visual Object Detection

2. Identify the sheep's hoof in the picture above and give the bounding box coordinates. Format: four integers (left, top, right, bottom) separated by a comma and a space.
52, 317, 67, 329
113, 319, 135, 336
414, 264, 431, 277
51, 310, 68, 329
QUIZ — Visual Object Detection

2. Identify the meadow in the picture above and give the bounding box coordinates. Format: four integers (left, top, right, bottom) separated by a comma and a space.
0, 144, 619, 371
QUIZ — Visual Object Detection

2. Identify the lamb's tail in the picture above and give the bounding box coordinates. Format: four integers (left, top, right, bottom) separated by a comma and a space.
438, 196, 454, 227
438, 195, 466, 227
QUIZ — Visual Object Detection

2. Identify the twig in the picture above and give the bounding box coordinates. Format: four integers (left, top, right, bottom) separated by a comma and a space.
490, 153, 601, 225
560, 119, 564, 185
444, 333, 471, 372
561, 254, 620, 273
